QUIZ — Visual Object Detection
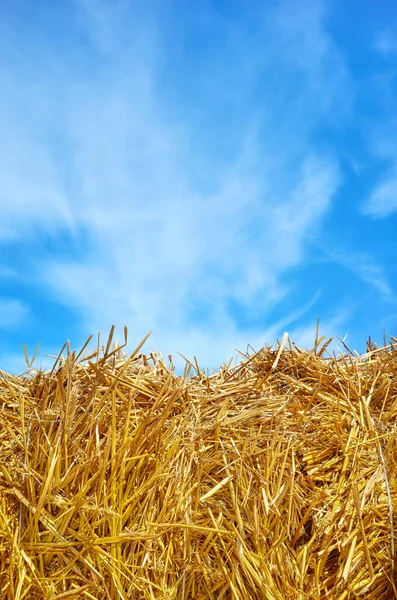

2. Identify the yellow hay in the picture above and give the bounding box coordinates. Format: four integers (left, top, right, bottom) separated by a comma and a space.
0, 331, 397, 598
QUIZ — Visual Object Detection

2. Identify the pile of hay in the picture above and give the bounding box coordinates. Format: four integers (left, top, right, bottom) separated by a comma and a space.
1, 330, 397, 599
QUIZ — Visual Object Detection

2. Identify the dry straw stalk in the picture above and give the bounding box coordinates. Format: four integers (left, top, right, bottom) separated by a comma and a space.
1, 329, 397, 599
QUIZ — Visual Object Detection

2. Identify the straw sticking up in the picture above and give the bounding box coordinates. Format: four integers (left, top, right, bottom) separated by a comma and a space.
0, 330, 397, 599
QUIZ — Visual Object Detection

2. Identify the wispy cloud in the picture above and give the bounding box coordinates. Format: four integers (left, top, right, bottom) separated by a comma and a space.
0, 0, 358, 366
324, 248, 392, 299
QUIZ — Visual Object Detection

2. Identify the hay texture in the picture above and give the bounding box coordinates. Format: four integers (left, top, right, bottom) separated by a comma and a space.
1, 330, 397, 599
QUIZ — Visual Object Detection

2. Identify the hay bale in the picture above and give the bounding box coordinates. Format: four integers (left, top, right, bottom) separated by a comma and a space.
0, 332, 397, 598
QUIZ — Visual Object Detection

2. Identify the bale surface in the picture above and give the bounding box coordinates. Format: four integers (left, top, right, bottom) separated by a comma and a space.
1, 335, 397, 599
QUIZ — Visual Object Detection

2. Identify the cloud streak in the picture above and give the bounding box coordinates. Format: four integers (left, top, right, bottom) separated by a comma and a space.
0, 0, 371, 367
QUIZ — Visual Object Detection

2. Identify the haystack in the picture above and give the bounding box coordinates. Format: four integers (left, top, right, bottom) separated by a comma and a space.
1, 329, 397, 599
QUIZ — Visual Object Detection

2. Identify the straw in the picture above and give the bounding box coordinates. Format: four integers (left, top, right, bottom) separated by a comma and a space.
1, 330, 396, 598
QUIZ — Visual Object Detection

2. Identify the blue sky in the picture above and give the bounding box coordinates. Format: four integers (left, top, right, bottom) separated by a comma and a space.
1, 0, 397, 372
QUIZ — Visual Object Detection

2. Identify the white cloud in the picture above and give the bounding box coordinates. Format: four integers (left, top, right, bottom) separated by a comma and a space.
269, 0, 351, 118
0, 0, 350, 366
40, 154, 340, 362
0, 130, 73, 240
